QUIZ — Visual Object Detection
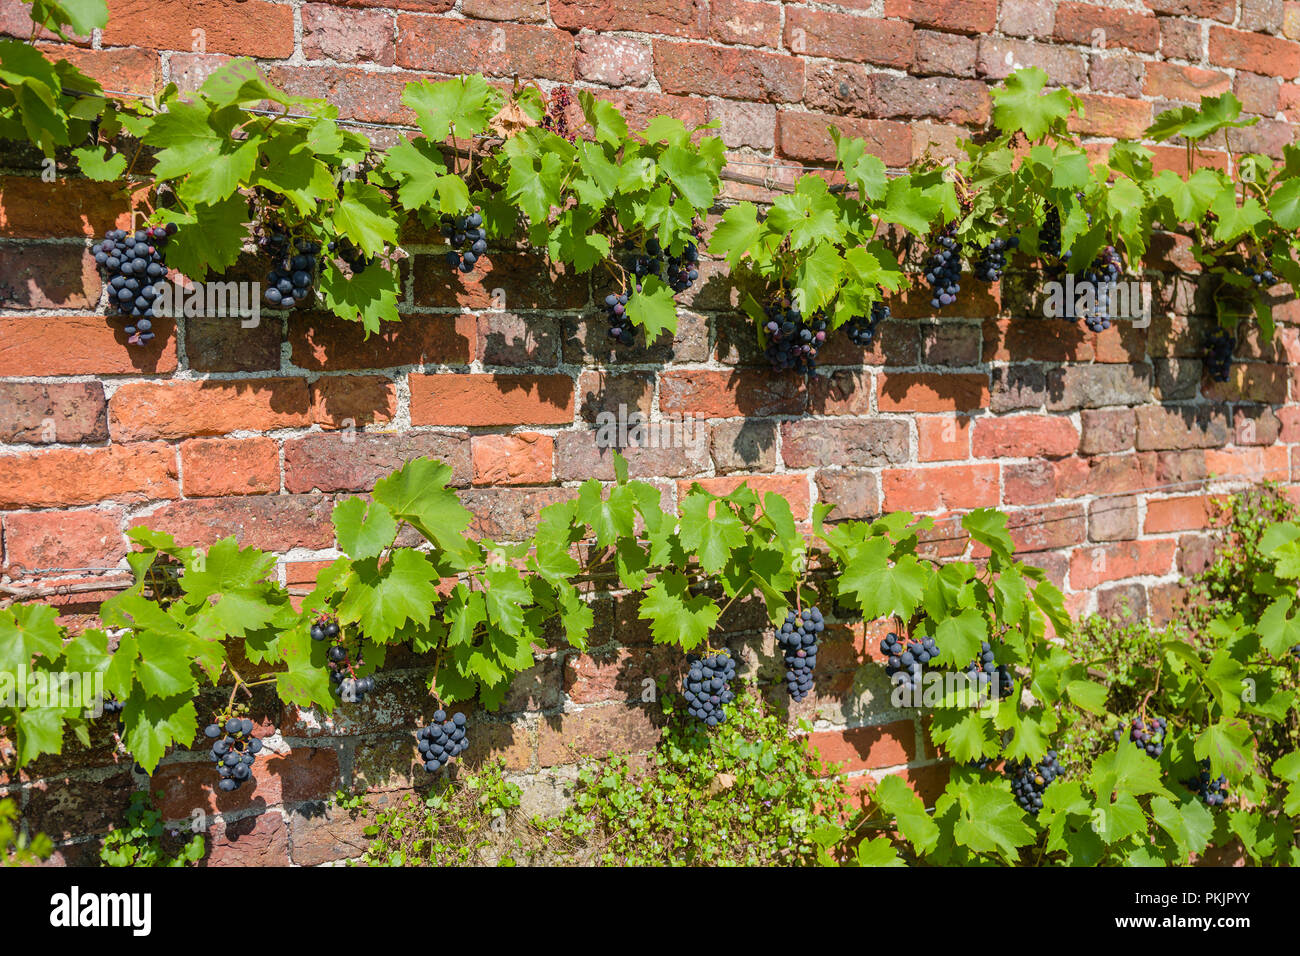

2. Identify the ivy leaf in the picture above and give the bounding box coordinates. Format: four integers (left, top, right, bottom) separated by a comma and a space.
121, 690, 197, 774
404, 74, 500, 141
625, 275, 677, 343
319, 261, 401, 336
991, 67, 1077, 141
336, 550, 441, 643
874, 774, 939, 854
372, 458, 472, 553
332, 497, 397, 561
638, 572, 720, 651
332, 180, 399, 257
709, 203, 764, 268
0, 605, 64, 674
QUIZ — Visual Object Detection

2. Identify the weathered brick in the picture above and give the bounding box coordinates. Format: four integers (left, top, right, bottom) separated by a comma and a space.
1144, 62, 1232, 101
805, 720, 918, 773
912, 29, 979, 76
815, 470, 880, 520
660, 369, 805, 418
1089, 496, 1140, 542
472, 433, 554, 485
575, 35, 653, 87
552, 0, 705, 36
537, 706, 662, 766
1208, 25, 1300, 78
1000, 0, 1055, 37
460, 487, 580, 539
396, 16, 574, 80
877, 373, 989, 413
977, 38, 1088, 86
1160, 17, 1204, 60
916, 415, 970, 461
990, 365, 1048, 413
1080, 408, 1137, 454
1004, 461, 1056, 505
1145, 495, 1212, 533
409, 374, 574, 427
710, 0, 781, 47
284, 432, 472, 493
777, 112, 912, 166
780, 420, 909, 468
1069, 94, 1153, 139
1006, 503, 1088, 553
1046, 364, 1152, 410
110, 379, 312, 441
1134, 405, 1230, 450
1091, 53, 1145, 97
1069, 539, 1178, 588
654, 40, 803, 101
461, 0, 545, 21
412, 252, 587, 310
204, 812, 290, 867
711, 419, 779, 474
129, 495, 336, 550
885, 0, 996, 34
3, 508, 125, 574
0, 382, 106, 444
1054, 3, 1158, 53
301, 3, 395, 65
1145, 0, 1235, 21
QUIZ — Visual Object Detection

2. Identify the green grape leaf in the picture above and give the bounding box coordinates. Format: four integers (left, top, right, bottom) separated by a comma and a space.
875, 773, 939, 854
319, 261, 401, 335
332, 497, 398, 561
637, 572, 720, 651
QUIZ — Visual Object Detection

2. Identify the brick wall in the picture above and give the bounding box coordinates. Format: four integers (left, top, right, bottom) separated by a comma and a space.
2, 0, 1298, 864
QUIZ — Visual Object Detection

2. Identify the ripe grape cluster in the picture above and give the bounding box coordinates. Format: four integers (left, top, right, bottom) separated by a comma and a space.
416, 710, 469, 773
881, 631, 940, 692
844, 301, 890, 347
1185, 759, 1229, 807
263, 234, 322, 310
1114, 715, 1166, 758
763, 300, 828, 375
309, 615, 340, 643
778, 608, 823, 702
1075, 245, 1123, 333
965, 641, 1015, 699
1243, 258, 1276, 288
602, 291, 635, 346
603, 232, 703, 347
973, 235, 1019, 282
442, 210, 487, 274
1008, 751, 1062, 815
1040, 206, 1063, 260
92, 226, 176, 345
682, 651, 737, 725
327, 643, 376, 702
101, 695, 124, 717
923, 232, 963, 310
1204, 326, 1235, 383
204, 717, 263, 792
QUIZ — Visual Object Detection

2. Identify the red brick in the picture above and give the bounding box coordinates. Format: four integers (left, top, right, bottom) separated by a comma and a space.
155, 747, 339, 820
289, 313, 472, 371
881, 463, 999, 512
1003, 461, 1057, 505
0, 314, 175, 375
653, 40, 804, 102
409, 374, 574, 427
0, 382, 106, 444
977, 38, 1089, 85
3, 509, 125, 575
778, 113, 912, 166
805, 720, 918, 774
263, 64, 412, 125
785, 9, 913, 67
1205, 445, 1289, 481
0, 177, 139, 239
461, 0, 547, 21
181, 438, 280, 497
1054, 3, 1158, 53
537, 706, 661, 766
0, 245, 100, 311
885, 0, 996, 33
36, 44, 159, 94
412, 252, 587, 310
877, 373, 989, 413
1069, 539, 1178, 588
553, 0, 705, 36
1004, 503, 1088, 553
0, 442, 177, 509
1068, 95, 1153, 139
309, 375, 397, 429
204, 812, 290, 867
680, 475, 811, 521
1144, 495, 1213, 533
1208, 25, 1300, 78
917, 415, 971, 461
103, 0, 294, 57
472, 433, 554, 485
396, 16, 574, 81
659, 369, 806, 418
971, 415, 1079, 459
129, 495, 336, 551
109, 379, 313, 441
575, 35, 654, 86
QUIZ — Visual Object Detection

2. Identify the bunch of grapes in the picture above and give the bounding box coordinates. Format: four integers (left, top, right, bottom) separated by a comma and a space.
881, 631, 940, 692
973, 234, 1019, 282
1204, 325, 1235, 383
923, 231, 963, 310
1075, 245, 1123, 333
416, 709, 470, 773
602, 230, 703, 347
1040, 206, 1063, 260
682, 651, 738, 725
100, 695, 124, 717
602, 292, 635, 346
328, 237, 374, 275
1008, 751, 1062, 815
327, 642, 376, 703
1185, 759, 1229, 807
309, 614, 340, 644
263, 233, 322, 310
1113, 715, 1166, 758
203, 717, 263, 792
1242, 258, 1276, 288
92, 225, 176, 345
777, 608, 823, 702
844, 301, 890, 347
442, 210, 487, 274
965, 641, 1015, 700
763, 300, 828, 375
